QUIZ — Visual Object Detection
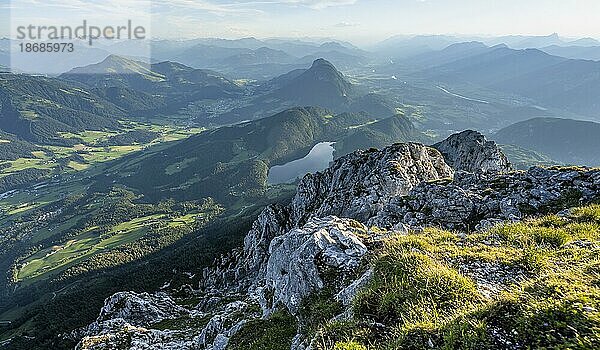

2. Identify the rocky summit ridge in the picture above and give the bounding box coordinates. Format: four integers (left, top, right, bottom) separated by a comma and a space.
75, 131, 600, 350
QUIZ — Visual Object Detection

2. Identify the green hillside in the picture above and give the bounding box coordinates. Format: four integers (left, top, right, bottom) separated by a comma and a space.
0, 74, 123, 144
335, 113, 429, 157
499, 144, 560, 170
0, 132, 41, 161
104, 107, 424, 203
493, 117, 600, 166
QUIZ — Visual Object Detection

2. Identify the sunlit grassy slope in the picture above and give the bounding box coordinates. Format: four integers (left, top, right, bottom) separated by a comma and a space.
232, 204, 600, 350
0, 123, 205, 179
15, 212, 203, 283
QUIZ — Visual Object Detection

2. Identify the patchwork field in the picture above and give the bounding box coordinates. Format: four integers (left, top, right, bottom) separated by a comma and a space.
0, 122, 206, 179
15, 210, 217, 285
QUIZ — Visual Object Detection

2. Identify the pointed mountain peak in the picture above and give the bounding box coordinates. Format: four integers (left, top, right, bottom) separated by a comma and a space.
304, 59, 348, 84
63, 54, 159, 78
310, 58, 335, 69
101, 54, 132, 64
271, 58, 355, 109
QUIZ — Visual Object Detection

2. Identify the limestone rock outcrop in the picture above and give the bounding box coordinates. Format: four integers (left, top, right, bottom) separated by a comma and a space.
433, 130, 512, 173
290, 142, 454, 224
201, 142, 453, 295
263, 217, 368, 314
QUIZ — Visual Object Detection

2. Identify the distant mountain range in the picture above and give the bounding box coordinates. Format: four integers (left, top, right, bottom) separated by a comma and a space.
372, 33, 600, 60
173, 45, 297, 73
61, 55, 244, 114
426, 46, 566, 85
420, 45, 600, 117
0, 37, 368, 78
540, 45, 600, 61
493, 117, 600, 166
488, 33, 600, 49
168, 40, 368, 79
2, 34, 600, 78
372, 34, 463, 59
401, 41, 493, 68
151, 37, 364, 58
483, 33, 566, 49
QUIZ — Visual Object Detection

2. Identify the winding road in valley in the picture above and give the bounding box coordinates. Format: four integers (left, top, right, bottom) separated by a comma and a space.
437, 86, 490, 104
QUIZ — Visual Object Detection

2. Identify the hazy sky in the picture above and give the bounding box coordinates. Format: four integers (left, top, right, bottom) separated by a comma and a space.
2, 0, 600, 44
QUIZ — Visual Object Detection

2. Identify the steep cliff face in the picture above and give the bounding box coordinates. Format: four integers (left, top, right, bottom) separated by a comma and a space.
76, 131, 600, 350
433, 130, 513, 173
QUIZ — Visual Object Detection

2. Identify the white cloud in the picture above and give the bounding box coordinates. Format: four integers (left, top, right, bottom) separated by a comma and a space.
246, 0, 357, 9
334, 21, 359, 28
6, 0, 153, 18
162, 0, 357, 12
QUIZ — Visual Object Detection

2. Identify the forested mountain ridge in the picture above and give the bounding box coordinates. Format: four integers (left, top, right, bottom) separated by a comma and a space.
269, 58, 357, 109
60, 56, 245, 114
62, 56, 243, 96
102, 106, 425, 203
0, 74, 123, 144
493, 117, 600, 166
0, 131, 41, 160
